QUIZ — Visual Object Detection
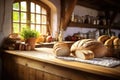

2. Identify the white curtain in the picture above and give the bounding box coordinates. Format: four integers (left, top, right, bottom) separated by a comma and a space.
0, 0, 5, 32
0, 0, 14, 47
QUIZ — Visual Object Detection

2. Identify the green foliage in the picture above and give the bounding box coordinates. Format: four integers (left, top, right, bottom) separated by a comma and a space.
20, 28, 39, 39
13, 3, 19, 10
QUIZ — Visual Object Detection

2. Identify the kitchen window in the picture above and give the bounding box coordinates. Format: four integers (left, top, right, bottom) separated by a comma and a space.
12, 0, 50, 35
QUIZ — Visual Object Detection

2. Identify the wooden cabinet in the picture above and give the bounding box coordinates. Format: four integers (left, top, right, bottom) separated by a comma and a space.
2, 54, 70, 80
2, 50, 119, 80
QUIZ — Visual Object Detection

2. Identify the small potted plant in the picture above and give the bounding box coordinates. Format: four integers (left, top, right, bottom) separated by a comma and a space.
20, 28, 39, 50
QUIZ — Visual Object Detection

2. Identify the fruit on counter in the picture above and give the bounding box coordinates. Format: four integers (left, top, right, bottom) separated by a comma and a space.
65, 35, 78, 41
36, 35, 45, 43
71, 36, 78, 41
46, 35, 53, 42
65, 35, 72, 41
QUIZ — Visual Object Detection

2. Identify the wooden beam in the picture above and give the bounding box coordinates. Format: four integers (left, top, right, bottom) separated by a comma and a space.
60, 0, 77, 30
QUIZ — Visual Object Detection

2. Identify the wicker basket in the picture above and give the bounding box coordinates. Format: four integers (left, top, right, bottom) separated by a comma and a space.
105, 45, 120, 59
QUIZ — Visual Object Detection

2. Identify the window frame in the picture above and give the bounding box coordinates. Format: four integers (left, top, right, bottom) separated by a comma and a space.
12, 0, 51, 35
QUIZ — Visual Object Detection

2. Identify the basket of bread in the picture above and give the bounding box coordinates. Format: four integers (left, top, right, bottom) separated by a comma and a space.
53, 35, 120, 60
97, 35, 120, 58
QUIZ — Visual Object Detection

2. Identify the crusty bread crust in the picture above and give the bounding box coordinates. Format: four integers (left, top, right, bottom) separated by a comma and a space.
97, 35, 120, 57
111, 36, 118, 40
70, 39, 107, 58
70, 40, 80, 52
104, 38, 113, 47
70, 39, 95, 52
113, 38, 120, 49
53, 42, 70, 56
97, 35, 110, 43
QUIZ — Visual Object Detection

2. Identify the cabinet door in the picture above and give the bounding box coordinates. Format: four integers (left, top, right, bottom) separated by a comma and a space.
44, 72, 70, 80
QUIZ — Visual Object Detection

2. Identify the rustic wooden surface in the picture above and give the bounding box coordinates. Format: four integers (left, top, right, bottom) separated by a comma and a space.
2, 48, 120, 80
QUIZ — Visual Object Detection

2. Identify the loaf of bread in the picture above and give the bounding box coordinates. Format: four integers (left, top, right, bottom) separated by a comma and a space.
70, 39, 107, 58
53, 42, 70, 56
70, 39, 95, 52
97, 35, 110, 43
97, 35, 120, 57
98, 35, 120, 49
75, 49, 94, 60
104, 38, 113, 48
111, 36, 118, 40
113, 38, 120, 49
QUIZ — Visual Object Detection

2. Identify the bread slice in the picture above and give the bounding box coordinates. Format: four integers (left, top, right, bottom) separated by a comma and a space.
75, 49, 94, 60
54, 46, 70, 56
53, 42, 70, 56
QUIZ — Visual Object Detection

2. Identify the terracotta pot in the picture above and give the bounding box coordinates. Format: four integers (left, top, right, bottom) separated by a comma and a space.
25, 38, 36, 50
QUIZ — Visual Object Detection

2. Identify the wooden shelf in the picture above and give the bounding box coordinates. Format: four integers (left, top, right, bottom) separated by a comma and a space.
111, 26, 120, 30
68, 22, 109, 29
68, 22, 120, 30
61, 1, 120, 30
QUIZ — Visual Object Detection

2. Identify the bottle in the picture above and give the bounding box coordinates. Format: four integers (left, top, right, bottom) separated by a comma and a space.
58, 31, 63, 42
84, 15, 89, 24
55, 31, 58, 41
71, 12, 74, 22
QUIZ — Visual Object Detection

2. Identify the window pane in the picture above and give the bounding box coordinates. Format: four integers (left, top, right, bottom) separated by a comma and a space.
31, 2, 35, 13
13, 2, 19, 10
36, 14, 40, 24
21, 1, 27, 11
13, 23, 19, 33
36, 4, 41, 13
21, 24, 27, 31
36, 25, 40, 33
21, 12, 26, 23
42, 15, 47, 24
31, 14, 35, 23
13, 11, 19, 22
31, 24, 35, 30
12, 1, 49, 35
41, 25, 47, 35
42, 8, 46, 14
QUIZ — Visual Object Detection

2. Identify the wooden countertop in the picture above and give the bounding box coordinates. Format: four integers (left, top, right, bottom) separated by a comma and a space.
4, 48, 120, 79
